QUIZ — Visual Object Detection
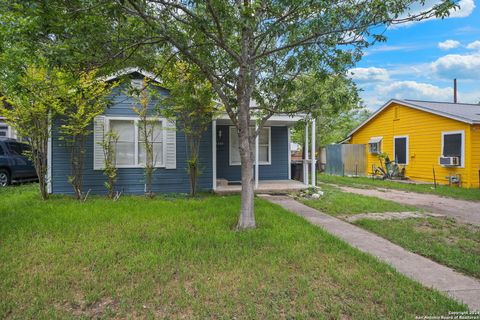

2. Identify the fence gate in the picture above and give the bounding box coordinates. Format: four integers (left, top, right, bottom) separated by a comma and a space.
325, 144, 366, 176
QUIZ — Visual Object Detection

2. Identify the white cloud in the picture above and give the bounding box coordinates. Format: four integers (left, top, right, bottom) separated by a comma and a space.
391, 0, 475, 28
466, 40, 480, 51
349, 67, 389, 83
358, 78, 479, 110
438, 40, 460, 50
431, 54, 480, 79
449, 0, 476, 17
377, 81, 452, 101
453, 26, 480, 35
364, 45, 413, 56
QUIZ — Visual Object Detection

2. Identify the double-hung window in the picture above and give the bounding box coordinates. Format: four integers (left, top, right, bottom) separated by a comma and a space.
138, 121, 163, 166
0, 121, 8, 137
229, 126, 271, 165
109, 118, 164, 168
441, 131, 464, 167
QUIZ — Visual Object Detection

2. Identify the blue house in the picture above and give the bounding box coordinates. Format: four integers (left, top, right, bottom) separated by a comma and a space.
47, 69, 315, 195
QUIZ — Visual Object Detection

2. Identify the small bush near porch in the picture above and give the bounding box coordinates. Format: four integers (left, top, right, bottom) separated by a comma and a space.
0, 185, 465, 318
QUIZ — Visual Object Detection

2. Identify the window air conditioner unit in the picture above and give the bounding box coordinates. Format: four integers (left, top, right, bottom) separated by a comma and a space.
439, 156, 460, 166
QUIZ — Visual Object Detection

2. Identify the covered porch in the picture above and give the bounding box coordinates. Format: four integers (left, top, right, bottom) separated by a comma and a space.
211, 113, 318, 194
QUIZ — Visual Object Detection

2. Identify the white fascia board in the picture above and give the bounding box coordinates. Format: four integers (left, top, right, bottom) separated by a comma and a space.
215, 112, 305, 122
347, 99, 474, 139
101, 67, 160, 83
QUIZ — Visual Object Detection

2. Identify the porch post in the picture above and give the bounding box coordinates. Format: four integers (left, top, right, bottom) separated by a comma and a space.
212, 120, 217, 191
287, 127, 291, 179
47, 122, 52, 193
304, 122, 309, 185
255, 123, 259, 189
311, 119, 316, 187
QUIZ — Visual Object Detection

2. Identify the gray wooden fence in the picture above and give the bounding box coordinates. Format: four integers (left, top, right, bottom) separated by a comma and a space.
325, 144, 366, 176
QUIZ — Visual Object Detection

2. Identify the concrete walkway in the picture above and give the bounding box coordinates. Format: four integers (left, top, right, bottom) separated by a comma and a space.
259, 194, 480, 310
336, 185, 480, 226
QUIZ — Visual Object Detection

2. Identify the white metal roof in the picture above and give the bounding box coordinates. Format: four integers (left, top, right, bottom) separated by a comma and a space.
348, 99, 480, 137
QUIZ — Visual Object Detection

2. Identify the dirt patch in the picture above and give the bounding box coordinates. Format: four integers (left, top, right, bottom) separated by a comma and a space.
413, 220, 437, 233
57, 296, 119, 319
342, 211, 436, 222
334, 185, 480, 226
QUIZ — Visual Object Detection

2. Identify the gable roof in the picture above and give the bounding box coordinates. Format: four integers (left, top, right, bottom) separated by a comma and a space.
102, 67, 160, 83
348, 99, 480, 137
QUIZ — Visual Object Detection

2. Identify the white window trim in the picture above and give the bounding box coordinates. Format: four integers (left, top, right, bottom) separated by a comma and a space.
229, 126, 271, 166
105, 116, 166, 169
441, 130, 465, 168
393, 135, 409, 165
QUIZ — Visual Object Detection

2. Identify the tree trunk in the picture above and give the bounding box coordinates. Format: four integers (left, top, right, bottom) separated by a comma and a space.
237, 124, 255, 229
236, 1, 256, 229
236, 87, 256, 229
33, 137, 49, 200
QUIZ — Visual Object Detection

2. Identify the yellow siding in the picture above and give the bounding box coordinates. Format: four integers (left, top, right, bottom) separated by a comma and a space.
471, 125, 480, 189
351, 102, 476, 187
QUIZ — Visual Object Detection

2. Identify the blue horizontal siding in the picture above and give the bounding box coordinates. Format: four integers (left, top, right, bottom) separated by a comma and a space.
51, 81, 212, 195
216, 125, 289, 181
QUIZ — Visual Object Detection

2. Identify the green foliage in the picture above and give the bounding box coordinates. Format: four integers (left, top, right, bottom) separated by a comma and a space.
0, 185, 466, 318
0, 65, 67, 199
290, 74, 370, 146
159, 60, 217, 196
0, 0, 157, 78
59, 70, 116, 200
130, 78, 158, 198
356, 217, 480, 278
0, 0, 457, 227
303, 184, 415, 216
101, 130, 119, 199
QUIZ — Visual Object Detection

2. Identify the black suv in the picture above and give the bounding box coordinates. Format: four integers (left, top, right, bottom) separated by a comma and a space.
0, 138, 38, 186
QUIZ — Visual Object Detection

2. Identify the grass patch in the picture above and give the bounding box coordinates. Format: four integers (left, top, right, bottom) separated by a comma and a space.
0, 184, 466, 318
355, 217, 480, 278
302, 184, 417, 216
318, 174, 480, 202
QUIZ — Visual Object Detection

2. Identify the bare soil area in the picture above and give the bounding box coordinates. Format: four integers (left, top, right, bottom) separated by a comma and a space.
335, 185, 480, 225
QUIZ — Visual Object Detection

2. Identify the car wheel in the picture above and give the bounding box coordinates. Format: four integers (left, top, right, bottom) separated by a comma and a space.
0, 169, 10, 187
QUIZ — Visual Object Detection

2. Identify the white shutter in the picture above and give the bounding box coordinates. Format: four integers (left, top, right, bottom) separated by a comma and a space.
93, 116, 106, 170
164, 119, 176, 169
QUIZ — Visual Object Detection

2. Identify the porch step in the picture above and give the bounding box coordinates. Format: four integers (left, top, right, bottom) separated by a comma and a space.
214, 180, 307, 195
216, 179, 229, 187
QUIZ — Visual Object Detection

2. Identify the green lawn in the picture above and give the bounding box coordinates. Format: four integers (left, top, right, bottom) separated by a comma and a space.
0, 185, 466, 318
302, 184, 417, 216
318, 174, 480, 201
355, 218, 480, 279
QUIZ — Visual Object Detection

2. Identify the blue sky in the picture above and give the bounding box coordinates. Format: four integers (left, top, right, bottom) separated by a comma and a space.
350, 0, 480, 111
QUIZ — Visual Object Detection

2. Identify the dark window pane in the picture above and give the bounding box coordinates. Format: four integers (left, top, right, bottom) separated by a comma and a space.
394, 137, 407, 164
0, 145, 4, 156
443, 134, 462, 157
6, 142, 30, 156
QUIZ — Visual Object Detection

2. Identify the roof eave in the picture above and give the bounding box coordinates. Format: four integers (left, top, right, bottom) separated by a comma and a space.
101, 67, 160, 83
347, 99, 476, 139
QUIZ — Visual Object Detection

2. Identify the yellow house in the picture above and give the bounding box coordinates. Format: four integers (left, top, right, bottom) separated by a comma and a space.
347, 99, 480, 188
